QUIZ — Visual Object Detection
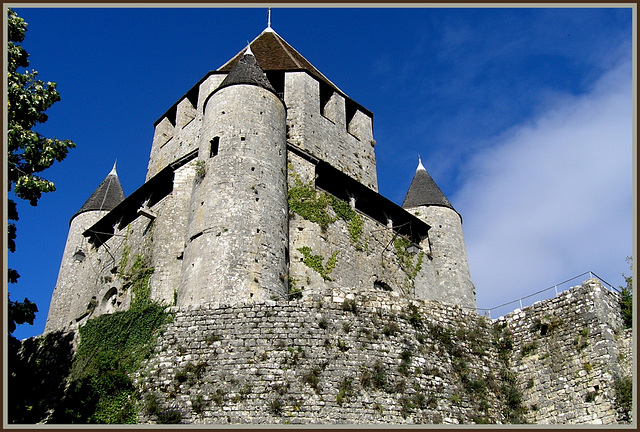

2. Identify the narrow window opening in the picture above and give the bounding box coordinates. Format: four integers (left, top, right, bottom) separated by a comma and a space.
265, 71, 285, 99
320, 81, 333, 117
539, 324, 548, 336
345, 99, 357, 127
210, 137, 219, 157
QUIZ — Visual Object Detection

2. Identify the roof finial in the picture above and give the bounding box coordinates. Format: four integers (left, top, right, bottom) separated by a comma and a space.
109, 160, 118, 176
245, 41, 254, 56
265, 7, 274, 32
417, 155, 426, 172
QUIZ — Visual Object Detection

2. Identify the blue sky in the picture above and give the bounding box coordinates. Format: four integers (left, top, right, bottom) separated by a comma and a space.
7, 6, 634, 339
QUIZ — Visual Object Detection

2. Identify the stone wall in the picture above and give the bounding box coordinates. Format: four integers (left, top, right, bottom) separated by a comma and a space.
284, 72, 378, 191
287, 151, 440, 307
14, 279, 633, 425
178, 83, 288, 306
44, 210, 111, 332
134, 293, 506, 425
407, 205, 476, 310
128, 279, 631, 425
498, 279, 632, 424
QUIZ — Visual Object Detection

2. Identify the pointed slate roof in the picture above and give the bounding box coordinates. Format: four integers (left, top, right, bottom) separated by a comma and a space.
402, 158, 456, 212
216, 47, 276, 94
218, 27, 346, 99
155, 26, 372, 127
72, 163, 125, 223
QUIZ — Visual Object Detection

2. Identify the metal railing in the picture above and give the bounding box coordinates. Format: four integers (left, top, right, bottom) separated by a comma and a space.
475, 271, 619, 320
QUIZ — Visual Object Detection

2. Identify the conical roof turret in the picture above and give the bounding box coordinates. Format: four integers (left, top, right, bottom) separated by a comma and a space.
402, 158, 455, 211
71, 162, 125, 223
216, 45, 276, 94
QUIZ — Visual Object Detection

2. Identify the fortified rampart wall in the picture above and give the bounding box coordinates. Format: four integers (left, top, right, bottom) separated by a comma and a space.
497, 279, 632, 424
128, 280, 631, 425
13, 280, 632, 425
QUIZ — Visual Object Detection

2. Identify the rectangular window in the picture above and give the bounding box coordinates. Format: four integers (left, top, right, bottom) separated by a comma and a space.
210, 137, 219, 158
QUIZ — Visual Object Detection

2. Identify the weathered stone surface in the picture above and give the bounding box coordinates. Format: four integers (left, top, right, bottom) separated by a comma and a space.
56, 278, 624, 426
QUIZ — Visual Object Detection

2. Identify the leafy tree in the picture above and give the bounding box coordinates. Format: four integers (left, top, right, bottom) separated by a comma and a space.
7, 8, 75, 334
619, 256, 633, 329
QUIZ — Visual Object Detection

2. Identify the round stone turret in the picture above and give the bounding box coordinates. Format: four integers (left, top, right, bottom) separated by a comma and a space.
45, 163, 125, 333
402, 159, 476, 310
178, 50, 288, 306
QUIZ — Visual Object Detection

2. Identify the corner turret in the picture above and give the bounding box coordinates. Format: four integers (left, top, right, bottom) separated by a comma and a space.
403, 158, 476, 310
215, 44, 277, 95
178, 47, 288, 306
71, 162, 125, 223
45, 163, 126, 333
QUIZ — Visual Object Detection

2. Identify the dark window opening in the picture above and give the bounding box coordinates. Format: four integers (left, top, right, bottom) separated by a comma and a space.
539, 324, 548, 336
345, 99, 358, 127
266, 71, 285, 99
319, 81, 333, 117
210, 137, 219, 158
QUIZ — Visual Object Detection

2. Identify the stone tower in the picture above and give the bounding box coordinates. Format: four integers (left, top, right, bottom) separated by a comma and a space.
44, 24, 478, 334
402, 158, 476, 309
178, 47, 288, 305
44, 164, 125, 333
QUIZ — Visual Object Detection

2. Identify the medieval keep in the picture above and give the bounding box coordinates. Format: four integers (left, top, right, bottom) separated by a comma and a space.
44, 24, 477, 333
24, 21, 632, 426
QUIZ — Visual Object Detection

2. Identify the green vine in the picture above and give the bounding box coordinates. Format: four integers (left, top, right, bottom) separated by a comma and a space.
298, 246, 339, 281
126, 255, 154, 308
393, 237, 424, 290
288, 276, 302, 300
288, 173, 335, 230
118, 245, 131, 278
329, 196, 364, 246
54, 303, 170, 423
194, 159, 206, 180
51, 243, 166, 423
288, 171, 365, 246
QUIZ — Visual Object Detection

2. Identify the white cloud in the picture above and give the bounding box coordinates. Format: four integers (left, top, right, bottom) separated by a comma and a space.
452, 55, 633, 314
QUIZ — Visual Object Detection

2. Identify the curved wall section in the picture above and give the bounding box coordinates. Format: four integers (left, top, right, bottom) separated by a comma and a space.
178, 84, 288, 306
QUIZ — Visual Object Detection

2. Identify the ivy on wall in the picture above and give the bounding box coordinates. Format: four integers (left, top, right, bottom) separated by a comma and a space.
288, 172, 334, 231
287, 170, 364, 246
298, 246, 339, 281
50, 253, 171, 424
393, 237, 424, 292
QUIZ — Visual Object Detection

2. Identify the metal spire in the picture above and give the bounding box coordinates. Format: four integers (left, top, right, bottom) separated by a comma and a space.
109, 160, 118, 176
245, 41, 254, 56
417, 155, 425, 172
265, 7, 274, 32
